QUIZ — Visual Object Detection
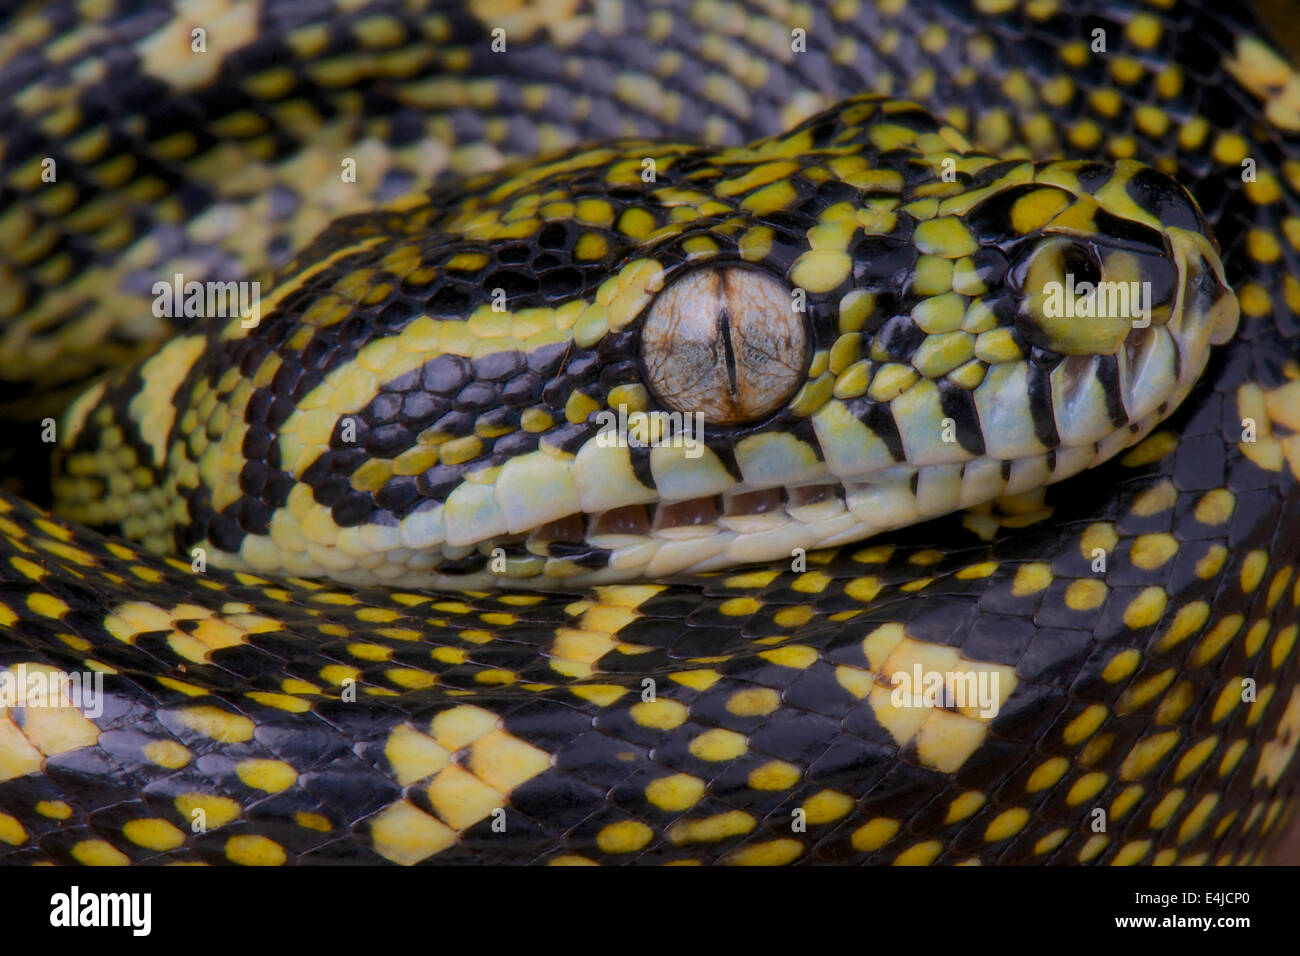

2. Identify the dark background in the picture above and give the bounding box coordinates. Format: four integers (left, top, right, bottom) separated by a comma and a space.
1257, 0, 1298, 865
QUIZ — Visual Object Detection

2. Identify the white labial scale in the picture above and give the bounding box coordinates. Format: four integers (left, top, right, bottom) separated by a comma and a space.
845, 482, 919, 530
727, 521, 812, 565
646, 534, 733, 577
734, 432, 825, 489
442, 543, 477, 560
915, 463, 965, 516
649, 443, 734, 501
495, 450, 582, 533
283, 547, 326, 578
974, 362, 1046, 459
407, 550, 438, 571
607, 540, 659, 572
358, 522, 403, 553
811, 398, 898, 479
442, 483, 507, 546
802, 511, 866, 548
1051, 356, 1113, 447
587, 532, 653, 551
690, 550, 749, 574
875, 463, 917, 485
654, 523, 717, 540
307, 540, 357, 573
398, 504, 444, 549
1052, 443, 1097, 481
354, 550, 388, 569
958, 456, 1007, 507
328, 567, 371, 587
892, 379, 972, 466
414, 569, 499, 590
718, 511, 789, 533
1005, 454, 1053, 497
333, 526, 371, 558
572, 440, 659, 512
1125, 330, 1178, 423
240, 534, 286, 573
785, 493, 846, 525
385, 546, 414, 566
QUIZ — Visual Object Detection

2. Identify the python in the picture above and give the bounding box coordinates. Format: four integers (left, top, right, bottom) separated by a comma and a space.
0, 0, 1297, 867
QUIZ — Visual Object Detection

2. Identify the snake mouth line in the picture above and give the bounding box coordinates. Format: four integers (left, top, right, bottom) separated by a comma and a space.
543, 484, 847, 544
465, 484, 851, 565
481, 440, 1128, 580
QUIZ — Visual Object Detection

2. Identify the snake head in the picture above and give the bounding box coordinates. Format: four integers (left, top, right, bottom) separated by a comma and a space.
51, 97, 1240, 589
578, 118, 1241, 582
999, 160, 1240, 426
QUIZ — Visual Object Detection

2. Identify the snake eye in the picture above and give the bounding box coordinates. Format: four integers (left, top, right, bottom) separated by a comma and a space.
639, 266, 807, 425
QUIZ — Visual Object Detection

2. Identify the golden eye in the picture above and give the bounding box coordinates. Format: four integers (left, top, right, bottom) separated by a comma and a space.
639, 266, 807, 425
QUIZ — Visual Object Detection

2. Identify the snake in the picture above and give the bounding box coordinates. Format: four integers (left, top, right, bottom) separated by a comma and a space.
0, 0, 1299, 867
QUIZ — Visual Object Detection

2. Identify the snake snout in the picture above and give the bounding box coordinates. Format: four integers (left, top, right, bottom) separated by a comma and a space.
1168, 228, 1240, 351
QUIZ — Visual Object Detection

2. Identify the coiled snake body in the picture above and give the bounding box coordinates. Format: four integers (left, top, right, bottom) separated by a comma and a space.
1, 0, 1299, 865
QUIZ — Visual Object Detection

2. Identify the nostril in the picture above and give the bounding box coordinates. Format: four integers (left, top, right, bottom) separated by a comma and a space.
1061, 243, 1102, 288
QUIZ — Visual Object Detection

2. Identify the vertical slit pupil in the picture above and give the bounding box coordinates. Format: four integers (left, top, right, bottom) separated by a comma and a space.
718, 305, 738, 394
